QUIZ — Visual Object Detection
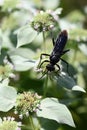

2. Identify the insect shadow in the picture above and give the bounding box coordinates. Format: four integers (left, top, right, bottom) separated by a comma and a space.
38, 30, 70, 78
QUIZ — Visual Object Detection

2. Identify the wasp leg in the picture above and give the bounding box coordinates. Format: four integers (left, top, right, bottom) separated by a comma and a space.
40, 53, 50, 60
60, 58, 69, 73
55, 64, 60, 71
61, 49, 70, 55
39, 60, 50, 68
39, 54, 50, 67
39, 71, 48, 79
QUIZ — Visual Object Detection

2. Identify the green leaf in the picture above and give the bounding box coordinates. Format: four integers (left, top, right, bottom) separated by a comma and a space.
1, 78, 9, 86
8, 48, 35, 59
43, 0, 60, 9
0, 85, 17, 112
69, 29, 87, 41
72, 85, 86, 92
9, 55, 36, 71
54, 8, 63, 15
2, 0, 19, 11
79, 44, 87, 56
39, 118, 59, 130
2, 30, 14, 49
66, 10, 85, 23
8, 48, 36, 71
55, 72, 86, 92
36, 98, 75, 127
17, 25, 38, 48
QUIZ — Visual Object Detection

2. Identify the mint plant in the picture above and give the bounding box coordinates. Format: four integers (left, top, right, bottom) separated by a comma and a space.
0, 0, 86, 130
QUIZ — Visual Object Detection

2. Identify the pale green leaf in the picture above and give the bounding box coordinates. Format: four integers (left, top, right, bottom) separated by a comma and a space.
37, 98, 75, 127
17, 25, 37, 48
69, 29, 87, 41
1, 78, 9, 86
2, 0, 19, 11
8, 48, 36, 71
0, 85, 17, 112
79, 44, 87, 55
10, 55, 36, 71
66, 10, 85, 23
8, 48, 35, 59
43, 0, 60, 9
54, 8, 63, 15
72, 85, 86, 92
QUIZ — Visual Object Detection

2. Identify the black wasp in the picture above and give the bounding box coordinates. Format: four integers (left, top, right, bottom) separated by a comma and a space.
39, 30, 69, 73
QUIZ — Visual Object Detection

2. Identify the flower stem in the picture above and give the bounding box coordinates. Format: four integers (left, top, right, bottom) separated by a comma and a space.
42, 31, 46, 52
29, 116, 36, 130
43, 75, 48, 98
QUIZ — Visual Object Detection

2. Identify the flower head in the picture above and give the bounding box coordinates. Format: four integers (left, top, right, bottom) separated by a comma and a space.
31, 10, 55, 32
0, 56, 15, 81
15, 91, 41, 118
0, 117, 21, 130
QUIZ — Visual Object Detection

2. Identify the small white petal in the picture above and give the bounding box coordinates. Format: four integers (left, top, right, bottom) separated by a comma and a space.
7, 116, 11, 121
19, 114, 23, 119
26, 111, 29, 117
14, 110, 18, 114
11, 117, 15, 121
3, 117, 7, 121
18, 121, 22, 126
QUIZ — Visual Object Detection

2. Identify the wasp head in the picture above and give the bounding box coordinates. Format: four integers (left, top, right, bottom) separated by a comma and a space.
46, 63, 55, 71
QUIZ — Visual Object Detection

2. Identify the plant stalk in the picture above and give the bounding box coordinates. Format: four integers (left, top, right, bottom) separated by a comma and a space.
43, 75, 48, 98
42, 31, 46, 52
29, 116, 36, 130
